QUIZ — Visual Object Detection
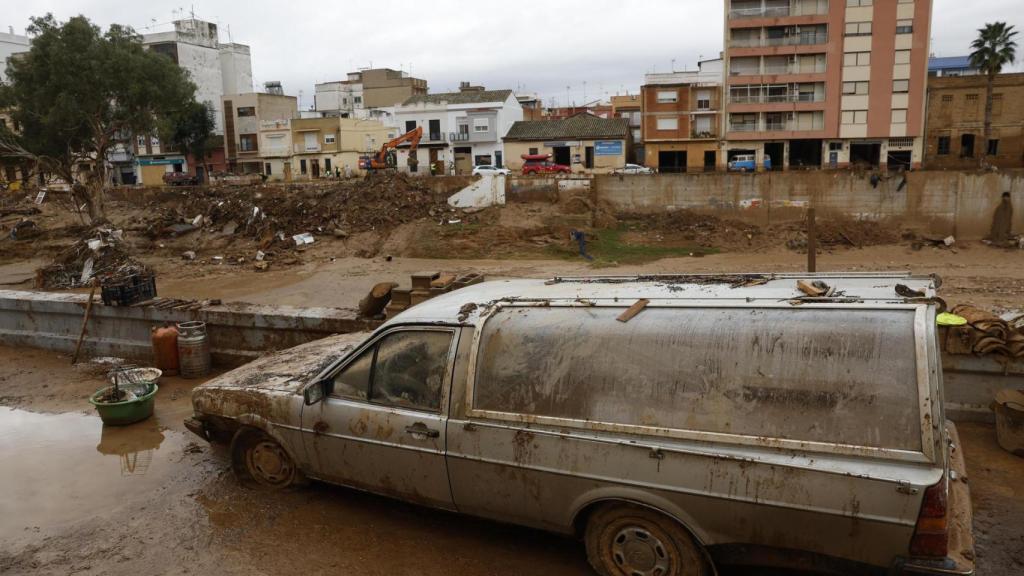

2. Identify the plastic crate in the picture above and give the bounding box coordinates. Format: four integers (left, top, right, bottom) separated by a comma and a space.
101, 273, 157, 306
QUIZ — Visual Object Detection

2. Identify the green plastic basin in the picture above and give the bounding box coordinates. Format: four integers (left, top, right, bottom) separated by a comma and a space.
89, 384, 159, 426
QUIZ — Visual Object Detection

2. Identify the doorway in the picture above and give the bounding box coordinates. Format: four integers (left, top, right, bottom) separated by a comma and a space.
454, 146, 472, 175
658, 151, 686, 173
788, 139, 822, 170
960, 134, 975, 158
585, 146, 594, 170
703, 150, 717, 172
764, 142, 785, 171
888, 150, 912, 171
311, 159, 320, 178
552, 146, 571, 166
850, 142, 881, 168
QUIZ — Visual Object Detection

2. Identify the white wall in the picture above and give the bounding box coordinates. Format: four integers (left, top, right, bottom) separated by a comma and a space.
177, 42, 227, 133
0, 30, 29, 81
219, 43, 253, 97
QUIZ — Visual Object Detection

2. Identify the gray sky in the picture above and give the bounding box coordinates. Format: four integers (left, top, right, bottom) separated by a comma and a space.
5, 0, 1021, 109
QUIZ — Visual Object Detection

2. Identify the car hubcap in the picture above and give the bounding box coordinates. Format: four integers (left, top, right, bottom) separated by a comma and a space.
247, 440, 293, 486
611, 526, 671, 576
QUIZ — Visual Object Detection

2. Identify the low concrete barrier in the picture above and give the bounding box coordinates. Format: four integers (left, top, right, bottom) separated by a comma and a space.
0, 290, 381, 367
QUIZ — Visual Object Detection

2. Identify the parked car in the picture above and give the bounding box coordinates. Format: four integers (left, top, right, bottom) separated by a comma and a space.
612, 164, 655, 175
472, 165, 511, 177
186, 273, 974, 576
162, 171, 198, 186
728, 154, 771, 172
522, 160, 571, 175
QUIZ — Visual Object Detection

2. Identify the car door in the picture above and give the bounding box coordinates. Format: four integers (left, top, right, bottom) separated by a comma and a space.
300, 326, 458, 509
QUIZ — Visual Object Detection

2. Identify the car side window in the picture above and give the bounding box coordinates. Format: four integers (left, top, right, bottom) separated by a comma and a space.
370, 331, 452, 412
330, 346, 373, 400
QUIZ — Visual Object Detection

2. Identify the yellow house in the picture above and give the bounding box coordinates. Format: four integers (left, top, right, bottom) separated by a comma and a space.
289, 117, 396, 180
503, 113, 631, 174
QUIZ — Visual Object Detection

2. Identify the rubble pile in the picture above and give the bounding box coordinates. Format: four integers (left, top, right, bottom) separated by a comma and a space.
945, 304, 1024, 359
621, 210, 766, 250
143, 173, 455, 245
35, 228, 151, 290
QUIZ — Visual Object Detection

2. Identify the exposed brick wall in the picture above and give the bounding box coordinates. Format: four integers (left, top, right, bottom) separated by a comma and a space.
925, 74, 1024, 169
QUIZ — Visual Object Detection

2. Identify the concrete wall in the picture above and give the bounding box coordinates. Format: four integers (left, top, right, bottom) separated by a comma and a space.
0, 290, 379, 367
594, 170, 1024, 239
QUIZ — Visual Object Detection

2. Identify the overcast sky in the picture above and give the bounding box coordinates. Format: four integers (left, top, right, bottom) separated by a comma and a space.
5, 1, 1021, 109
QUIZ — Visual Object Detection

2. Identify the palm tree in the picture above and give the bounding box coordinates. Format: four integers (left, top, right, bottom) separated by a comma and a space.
969, 22, 1017, 168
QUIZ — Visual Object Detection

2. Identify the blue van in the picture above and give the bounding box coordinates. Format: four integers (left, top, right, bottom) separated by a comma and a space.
728, 154, 771, 172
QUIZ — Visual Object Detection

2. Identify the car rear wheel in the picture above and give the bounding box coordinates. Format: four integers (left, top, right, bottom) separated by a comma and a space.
231, 428, 303, 490
585, 504, 710, 576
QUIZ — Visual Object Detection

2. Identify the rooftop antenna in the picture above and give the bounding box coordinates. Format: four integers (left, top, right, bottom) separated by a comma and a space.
671, 58, 676, 72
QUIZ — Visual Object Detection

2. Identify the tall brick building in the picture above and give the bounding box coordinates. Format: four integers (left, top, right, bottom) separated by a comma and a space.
924, 73, 1024, 169
722, 0, 932, 170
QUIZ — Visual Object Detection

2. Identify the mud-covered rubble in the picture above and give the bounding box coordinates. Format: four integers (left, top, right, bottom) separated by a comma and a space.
34, 227, 151, 289
138, 173, 458, 245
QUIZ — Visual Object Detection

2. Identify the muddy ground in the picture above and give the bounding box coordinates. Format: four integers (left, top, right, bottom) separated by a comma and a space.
0, 346, 1022, 576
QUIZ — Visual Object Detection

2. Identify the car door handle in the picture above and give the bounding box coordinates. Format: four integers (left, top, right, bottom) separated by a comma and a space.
405, 424, 440, 438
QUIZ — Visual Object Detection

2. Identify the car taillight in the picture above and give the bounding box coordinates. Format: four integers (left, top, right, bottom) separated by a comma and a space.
909, 474, 949, 557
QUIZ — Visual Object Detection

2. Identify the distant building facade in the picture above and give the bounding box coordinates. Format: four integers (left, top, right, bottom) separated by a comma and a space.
392, 84, 523, 175
315, 68, 427, 120
143, 18, 253, 135
642, 59, 723, 172
924, 73, 1024, 169
723, 0, 932, 170
222, 92, 298, 174
611, 95, 643, 162
0, 27, 29, 80
289, 117, 395, 180
503, 113, 631, 174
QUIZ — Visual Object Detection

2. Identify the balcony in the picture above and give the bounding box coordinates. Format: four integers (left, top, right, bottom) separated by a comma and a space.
728, 1, 827, 21
729, 122, 759, 132
728, 92, 824, 104
294, 143, 321, 153
729, 5, 790, 19
691, 129, 718, 139
449, 131, 470, 143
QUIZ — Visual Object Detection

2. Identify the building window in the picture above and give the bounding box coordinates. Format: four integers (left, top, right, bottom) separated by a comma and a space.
843, 51, 871, 66
656, 117, 679, 130
529, 147, 539, 155
891, 109, 907, 124
473, 118, 489, 132
841, 110, 868, 124
895, 20, 913, 34
695, 90, 711, 110
239, 134, 258, 152
937, 136, 950, 155
894, 50, 911, 65
237, 106, 256, 117
264, 162, 272, 175
300, 159, 308, 174
325, 158, 332, 173
830, 142, 843, 151
960, 134, 975, 157
405, 120, 416, 133
846, 0, 872, 5
987, 139, 1000, 156
941, 94, 953, 103
893, 79, 910, 93
324, 134, 336, 144
965, 94, 979, 102
656, 90, 678, 103
842, 81, 869, 95
845, 22, 872, 36
354, 96, 362, 105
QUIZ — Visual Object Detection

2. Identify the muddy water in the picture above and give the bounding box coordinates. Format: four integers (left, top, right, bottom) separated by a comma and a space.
0, 407, 192, 537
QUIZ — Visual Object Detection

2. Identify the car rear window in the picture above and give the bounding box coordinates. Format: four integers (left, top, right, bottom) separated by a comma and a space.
473, 306, 923, 452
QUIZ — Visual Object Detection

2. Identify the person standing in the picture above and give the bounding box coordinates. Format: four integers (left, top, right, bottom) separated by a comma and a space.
990, 191, 1014, 244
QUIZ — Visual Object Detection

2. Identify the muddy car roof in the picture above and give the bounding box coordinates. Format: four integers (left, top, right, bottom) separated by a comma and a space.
386, 272, 940, 326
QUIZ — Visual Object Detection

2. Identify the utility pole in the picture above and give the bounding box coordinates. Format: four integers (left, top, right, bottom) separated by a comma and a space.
807, 208, 817, 273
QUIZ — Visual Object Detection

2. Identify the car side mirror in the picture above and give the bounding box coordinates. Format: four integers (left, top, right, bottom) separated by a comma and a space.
304, 379, 327, 405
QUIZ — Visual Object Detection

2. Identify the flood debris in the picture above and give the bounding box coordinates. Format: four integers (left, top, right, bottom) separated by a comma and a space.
616, 299, 650, 323
35, 227, 151, 290
944, 304, 1024, 359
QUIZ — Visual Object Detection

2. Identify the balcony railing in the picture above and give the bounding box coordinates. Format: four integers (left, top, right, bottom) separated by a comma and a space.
295, 143, 321, 153
728, 92, 824, 104
732, 32, 827, 48
729, 122, 759, 132
691, 130, 717, 139
729, 6, 790, 19
449, 132, 470, 142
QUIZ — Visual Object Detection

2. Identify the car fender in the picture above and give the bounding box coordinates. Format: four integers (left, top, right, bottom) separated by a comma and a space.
568, 486, 714, 546
235, 413, 292, 448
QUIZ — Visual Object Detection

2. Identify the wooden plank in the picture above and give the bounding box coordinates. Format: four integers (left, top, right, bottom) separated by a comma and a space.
616, 299, 650, 323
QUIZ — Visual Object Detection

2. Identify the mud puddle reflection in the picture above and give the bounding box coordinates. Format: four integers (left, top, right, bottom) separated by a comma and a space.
0, 407, 197, 538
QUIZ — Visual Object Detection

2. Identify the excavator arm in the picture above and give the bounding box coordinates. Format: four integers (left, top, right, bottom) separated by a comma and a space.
368, 126, 423, 171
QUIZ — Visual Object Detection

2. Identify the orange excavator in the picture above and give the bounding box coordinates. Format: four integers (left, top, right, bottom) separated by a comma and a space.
363, 126, 423, 171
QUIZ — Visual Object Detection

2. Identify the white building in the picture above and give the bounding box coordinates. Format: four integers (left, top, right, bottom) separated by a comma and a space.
391, 85, 523, 175
143, 19, 253, 134
315, 73, 366, 118
0, 27, 30, 81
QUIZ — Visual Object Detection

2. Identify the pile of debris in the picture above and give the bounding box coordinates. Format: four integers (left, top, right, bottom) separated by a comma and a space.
142, 172, 457, 248
621, 210, 766, 251
786, 217, 902, 251
944, 304, 1024, 360
35, 227, 151, 290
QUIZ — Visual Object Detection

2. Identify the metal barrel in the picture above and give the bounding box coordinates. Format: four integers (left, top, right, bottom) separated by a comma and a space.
176, 321, 211, 378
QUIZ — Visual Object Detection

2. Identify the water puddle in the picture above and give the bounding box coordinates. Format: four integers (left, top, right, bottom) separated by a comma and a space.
0, 407, 194, 537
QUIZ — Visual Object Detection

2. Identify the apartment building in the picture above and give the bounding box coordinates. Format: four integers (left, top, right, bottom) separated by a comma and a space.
611, 95, 643, 162
391, 85, 523, 175
723, 0, 931, 170
642, 59, 723, 172
0, 27, 30, 80
289, 117, 395, 180
222, 91, 298, 174
924, 73, 1024, 169
315, 68, 428, 120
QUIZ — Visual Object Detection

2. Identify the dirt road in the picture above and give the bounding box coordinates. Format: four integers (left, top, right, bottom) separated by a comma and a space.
1, 346, 1022, 576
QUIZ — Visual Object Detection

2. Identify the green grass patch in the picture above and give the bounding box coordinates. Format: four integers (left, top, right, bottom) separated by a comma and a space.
545, 227, 717, 266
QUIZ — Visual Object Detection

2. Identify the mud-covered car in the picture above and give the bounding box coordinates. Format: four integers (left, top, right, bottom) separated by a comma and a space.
187, 273, 975, 576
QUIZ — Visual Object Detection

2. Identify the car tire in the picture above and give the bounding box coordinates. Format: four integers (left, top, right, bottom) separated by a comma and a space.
585, 503, 711, 576
231, 427, 305, 490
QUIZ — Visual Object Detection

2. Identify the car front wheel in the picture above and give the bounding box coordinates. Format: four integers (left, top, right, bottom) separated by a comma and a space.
585, 504, 711, 576
231, 428, 303, 490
